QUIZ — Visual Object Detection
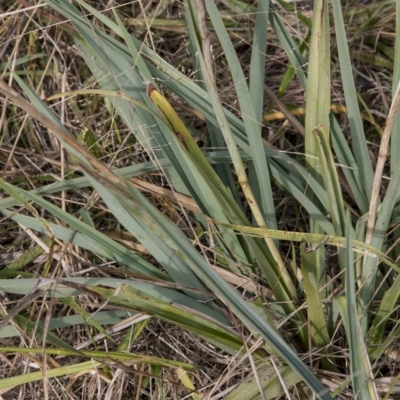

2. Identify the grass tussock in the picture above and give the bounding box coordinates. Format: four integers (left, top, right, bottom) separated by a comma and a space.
0, 1, 399, 399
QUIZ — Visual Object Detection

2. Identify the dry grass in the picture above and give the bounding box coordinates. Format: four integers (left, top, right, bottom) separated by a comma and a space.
0, 1, 397, 399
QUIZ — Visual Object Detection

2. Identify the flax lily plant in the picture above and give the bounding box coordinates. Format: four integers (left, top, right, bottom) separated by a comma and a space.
0, 1, 399, 399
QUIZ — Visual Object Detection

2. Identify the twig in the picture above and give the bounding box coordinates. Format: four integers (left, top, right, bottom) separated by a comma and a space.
365, 80, 400, 243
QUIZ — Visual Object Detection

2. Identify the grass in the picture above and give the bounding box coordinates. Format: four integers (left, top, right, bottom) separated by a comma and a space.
0, 0, 399, 399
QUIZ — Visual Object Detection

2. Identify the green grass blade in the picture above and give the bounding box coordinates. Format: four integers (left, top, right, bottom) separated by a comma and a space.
393, 0, 400, 162
183, 1, 240, 200
305, 0, 330, 180
249, 0, 269, 125
335, 212, 378, 400
362, 152, 400, 303
369, 271, 400, 346
365, 157, 400, 337
214, 221, 400, 273
1, 346, 193, 368
268, 3, 307, 88
10, 314, 82, 355
0, 350, 192, 390
0, 277, 226, 325
204, 0, 276, 230
0, 176, 167, 280
390, 0, 400, 261
304, 0, 331, 299
0, 360, 103, 390
330, 115, 369, 214
300, 244, 333, 371
68, 282, 246, 353
0, 311, 131, 339
111, 9, 155, 83
332, 0, 374, 202
225, 365, 302, 400
313, 125, 346, 236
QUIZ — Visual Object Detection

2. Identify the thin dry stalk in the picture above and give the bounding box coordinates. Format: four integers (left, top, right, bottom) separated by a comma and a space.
365, 81, 400, 243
